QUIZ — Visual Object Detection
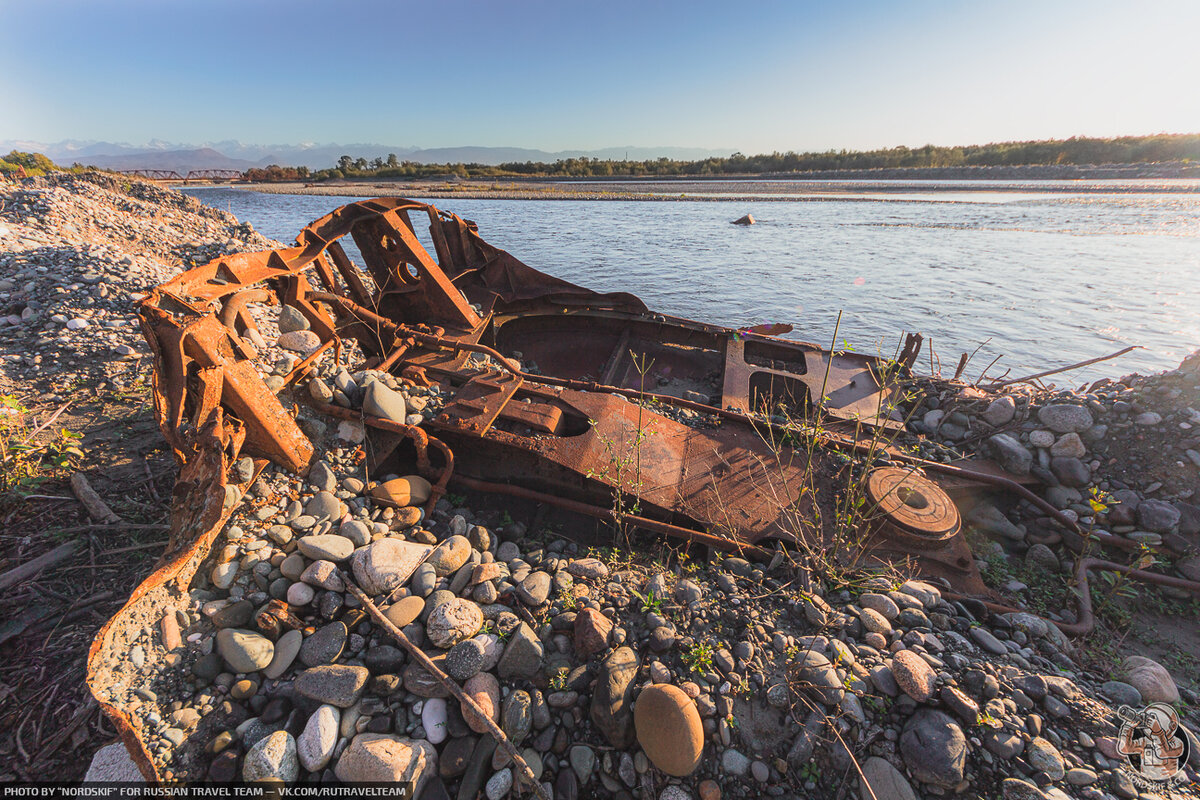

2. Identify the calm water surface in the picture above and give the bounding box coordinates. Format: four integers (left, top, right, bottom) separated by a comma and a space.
184, 186, 1200, 384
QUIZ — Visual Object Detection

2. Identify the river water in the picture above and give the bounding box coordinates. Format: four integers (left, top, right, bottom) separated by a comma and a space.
183, 185, 1200, 385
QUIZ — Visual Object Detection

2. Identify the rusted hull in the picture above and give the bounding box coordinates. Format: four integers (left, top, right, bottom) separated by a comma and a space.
89, 197, 995, 780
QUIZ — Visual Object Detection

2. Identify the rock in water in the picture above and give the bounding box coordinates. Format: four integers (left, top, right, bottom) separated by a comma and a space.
334, 734, 437, 792
590, 646, 639, 748
243, 730, 299, 782
731, 214, 756, 225
899, 709, 967, 788
634, 684, 703, 776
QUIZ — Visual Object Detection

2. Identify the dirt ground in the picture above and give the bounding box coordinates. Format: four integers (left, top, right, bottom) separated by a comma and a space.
0, 368, 176, 780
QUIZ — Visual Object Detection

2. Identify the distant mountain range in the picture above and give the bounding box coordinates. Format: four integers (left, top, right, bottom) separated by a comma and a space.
1, 139, 733, 172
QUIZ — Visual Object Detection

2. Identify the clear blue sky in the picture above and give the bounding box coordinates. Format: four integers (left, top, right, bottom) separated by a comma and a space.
3, 0, 1198, 153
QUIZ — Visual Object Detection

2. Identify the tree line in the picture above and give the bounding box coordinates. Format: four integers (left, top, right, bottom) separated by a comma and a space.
294, 134, 1200, 182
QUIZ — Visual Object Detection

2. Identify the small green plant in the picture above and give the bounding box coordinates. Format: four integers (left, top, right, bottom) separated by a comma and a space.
443, 492, 466, 507
682, 641, 714, 675
797, 762, 822, 784
498, 510, 514, 527
1, 396, 84, 493
549, 668, 568, 691
643, 588, 663, 614
584, 350, 656, 549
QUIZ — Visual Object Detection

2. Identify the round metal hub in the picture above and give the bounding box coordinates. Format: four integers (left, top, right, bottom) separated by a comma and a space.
865, 467, 960, 547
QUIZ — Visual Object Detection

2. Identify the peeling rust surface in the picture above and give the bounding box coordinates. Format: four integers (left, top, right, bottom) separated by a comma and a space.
89, 197, 997, 780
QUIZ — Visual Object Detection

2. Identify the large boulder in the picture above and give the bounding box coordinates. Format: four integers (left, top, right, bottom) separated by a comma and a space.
590, 647, 639, 748
634, 684, 703, 776
216, 629, 274, 673
351, 538, 432, 595
334, 734, 437, 792
243, 730, 299, 783
426, 598, 484, 649
1037, 404, 1093, 434
1122, 655, 1181, 704
370, 475, 432, 508
899, 709, 967, 788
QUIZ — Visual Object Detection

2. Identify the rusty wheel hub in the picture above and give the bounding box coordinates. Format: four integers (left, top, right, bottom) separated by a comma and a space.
865, 466, 961, 549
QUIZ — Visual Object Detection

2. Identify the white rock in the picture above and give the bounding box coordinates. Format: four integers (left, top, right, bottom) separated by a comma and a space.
486, 768, 513, 800
422, 698, 448, 744
336, 420, 365, 443
287, 582, 315, 606
1029, 430, 1056, 448
243, 730, 299, 782
298, 705, 340, 772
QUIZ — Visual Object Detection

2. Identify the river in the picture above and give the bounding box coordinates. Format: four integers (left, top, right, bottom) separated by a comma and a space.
183, 184, 1200, 385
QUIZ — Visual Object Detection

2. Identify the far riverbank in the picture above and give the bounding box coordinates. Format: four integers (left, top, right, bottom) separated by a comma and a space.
230, 175, 1200, 202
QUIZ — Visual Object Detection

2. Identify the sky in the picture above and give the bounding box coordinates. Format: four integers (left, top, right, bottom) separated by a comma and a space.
3, 0, 1199, 154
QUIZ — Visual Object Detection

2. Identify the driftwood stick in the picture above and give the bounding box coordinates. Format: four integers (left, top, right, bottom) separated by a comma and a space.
988, 345, 1142, 389
952, 353, 969, 381
0, 540, 79, 593
70, 473, 122, 524
342, 577, 552, 800
19, 401, 71, 446
973, 354, 1005, 387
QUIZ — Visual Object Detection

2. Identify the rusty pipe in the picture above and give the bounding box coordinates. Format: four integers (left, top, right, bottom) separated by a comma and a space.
946, 556, 1200, 637
450, 475, 772, 560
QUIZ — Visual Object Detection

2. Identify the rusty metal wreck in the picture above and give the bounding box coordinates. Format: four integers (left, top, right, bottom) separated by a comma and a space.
88, 197, 1022, 779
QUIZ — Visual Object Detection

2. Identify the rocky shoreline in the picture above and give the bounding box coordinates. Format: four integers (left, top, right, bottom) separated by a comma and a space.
2, 173, 1199, 798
